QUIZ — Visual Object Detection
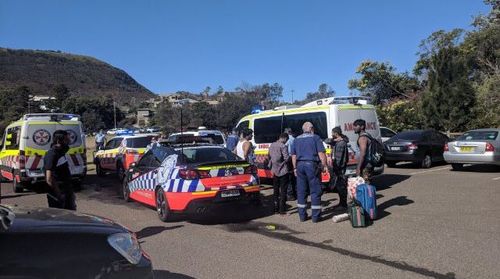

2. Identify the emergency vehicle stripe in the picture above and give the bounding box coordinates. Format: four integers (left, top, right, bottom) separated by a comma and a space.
70, 154, 80, 166
311, 205, 322, 209
217, 169, 225, 177
297, 204, 307, 208
181, 181, 190, 192
168, 180, 175, 192
188, 180, 198, 192
30, 155, 42, 170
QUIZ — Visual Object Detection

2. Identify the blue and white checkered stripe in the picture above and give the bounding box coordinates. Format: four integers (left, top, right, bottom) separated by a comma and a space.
129, 171, 157, 192
160, 179, 205, 193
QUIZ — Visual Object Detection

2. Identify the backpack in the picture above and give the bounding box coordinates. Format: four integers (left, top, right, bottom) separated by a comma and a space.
359, 133, 385, 167
355, 184, 377, 220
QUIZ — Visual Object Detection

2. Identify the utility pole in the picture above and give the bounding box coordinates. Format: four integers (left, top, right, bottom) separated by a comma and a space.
113, 101, 117, 129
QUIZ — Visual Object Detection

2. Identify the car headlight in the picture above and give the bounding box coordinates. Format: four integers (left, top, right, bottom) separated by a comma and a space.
107, 233, 142, 265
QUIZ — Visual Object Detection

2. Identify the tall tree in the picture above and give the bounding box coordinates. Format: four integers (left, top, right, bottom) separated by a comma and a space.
417, 30, 476, 132
349, 61, 420, 105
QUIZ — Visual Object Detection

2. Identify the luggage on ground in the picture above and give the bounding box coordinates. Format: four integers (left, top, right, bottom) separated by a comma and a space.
355, 183, 377, 220
348, 203, 367, 227
347, 176, 365, 202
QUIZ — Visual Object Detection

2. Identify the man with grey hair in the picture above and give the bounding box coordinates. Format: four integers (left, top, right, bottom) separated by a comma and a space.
291, 122, 328, 222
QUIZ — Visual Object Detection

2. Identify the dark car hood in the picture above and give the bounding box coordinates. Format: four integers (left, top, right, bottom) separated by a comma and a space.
2, 205, 127, 234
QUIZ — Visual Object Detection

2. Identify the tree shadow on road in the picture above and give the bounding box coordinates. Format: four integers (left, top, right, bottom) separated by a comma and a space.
377, 196, 414, 219
371, 174, 411, 191
136, 225, 184, 239
153, 270, 196, 279
223, 220, 456, 279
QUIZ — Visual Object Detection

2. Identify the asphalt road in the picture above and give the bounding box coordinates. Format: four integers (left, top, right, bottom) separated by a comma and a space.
1, 163, 500, 279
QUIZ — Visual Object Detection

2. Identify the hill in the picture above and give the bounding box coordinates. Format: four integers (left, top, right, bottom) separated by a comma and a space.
0, 48, 156, 103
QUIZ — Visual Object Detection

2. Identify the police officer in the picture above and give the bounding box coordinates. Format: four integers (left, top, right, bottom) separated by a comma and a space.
44, 130, 76, 210
291, 122, 328, 222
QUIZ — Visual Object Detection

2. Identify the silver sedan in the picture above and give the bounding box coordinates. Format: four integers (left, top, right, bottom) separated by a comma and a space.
444, 128, 500, 170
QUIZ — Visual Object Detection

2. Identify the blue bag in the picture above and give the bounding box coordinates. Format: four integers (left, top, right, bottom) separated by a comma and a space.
355, 184, 377, 220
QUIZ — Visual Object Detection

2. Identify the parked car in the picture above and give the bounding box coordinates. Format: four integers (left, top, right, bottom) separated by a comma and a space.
0, 204, 153, 278
123, 142, 260, 221
444, 128, 500, 170
384, 130, 449, 168
94, 134, 159, 181
380, 126, 397, 142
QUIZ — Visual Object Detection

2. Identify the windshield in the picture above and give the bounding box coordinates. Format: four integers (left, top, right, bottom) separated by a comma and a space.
392, 131, 423, 141
176, 147, 240, 164
126, 136, 155, 148
457, 131, 498, 141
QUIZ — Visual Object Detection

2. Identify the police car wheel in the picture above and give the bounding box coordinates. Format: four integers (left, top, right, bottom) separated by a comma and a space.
421, 154, 432, 169
12, 177, 23, 193
122, 178, 131, 202
116, 164, 125, 181
156, 188, 170, 222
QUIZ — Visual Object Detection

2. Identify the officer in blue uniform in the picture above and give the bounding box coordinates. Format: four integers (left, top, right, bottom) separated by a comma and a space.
291, 122, 328, 222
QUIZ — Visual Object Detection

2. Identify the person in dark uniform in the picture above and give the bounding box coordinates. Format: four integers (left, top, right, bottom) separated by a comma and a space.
353, 119, 373, 183
44, 130, 76, 210
291, 122, 328, 223
327, 126, 349, 211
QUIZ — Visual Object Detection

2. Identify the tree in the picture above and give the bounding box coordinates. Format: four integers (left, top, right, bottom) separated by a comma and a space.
299, 83, 335, 104
349, 61, 421, 105
417, 30, 476, 132
152, 101, 193, 134
62, 96, 124, 132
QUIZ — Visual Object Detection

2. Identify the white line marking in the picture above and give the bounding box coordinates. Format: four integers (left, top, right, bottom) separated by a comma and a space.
493, 177, 500, 181
409, 167, 450, 175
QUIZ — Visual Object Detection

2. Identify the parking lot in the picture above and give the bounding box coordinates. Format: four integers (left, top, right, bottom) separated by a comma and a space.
1, 163, 499, 279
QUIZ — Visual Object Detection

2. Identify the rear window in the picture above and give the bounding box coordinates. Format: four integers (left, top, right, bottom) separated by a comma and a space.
126, 136, 154, 148
176, 147, 240, 164
392, 131, 423, 141
168, 134, 224, 145
457, 131, 498, 141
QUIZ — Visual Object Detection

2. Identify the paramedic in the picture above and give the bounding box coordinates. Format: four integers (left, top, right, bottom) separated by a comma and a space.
291, 122, 328, 223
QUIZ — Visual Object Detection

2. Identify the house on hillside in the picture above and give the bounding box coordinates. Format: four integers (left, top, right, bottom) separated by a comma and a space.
136, 108, 154, 127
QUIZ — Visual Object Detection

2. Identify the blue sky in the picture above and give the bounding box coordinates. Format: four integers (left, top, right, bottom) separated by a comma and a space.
0, 0, 489, 101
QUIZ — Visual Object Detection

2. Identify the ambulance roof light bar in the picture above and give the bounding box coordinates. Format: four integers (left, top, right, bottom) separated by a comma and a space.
329, 97, 371, 105
22, 113, 81, 121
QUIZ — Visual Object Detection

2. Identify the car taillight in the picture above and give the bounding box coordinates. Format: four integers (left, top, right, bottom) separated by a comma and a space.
486, 143, 495, 152
408, 143, 418, 151
444, 144, 449, 151
197, 170, 211, 179
179, 169, 199, 180
244, 165, 258, 174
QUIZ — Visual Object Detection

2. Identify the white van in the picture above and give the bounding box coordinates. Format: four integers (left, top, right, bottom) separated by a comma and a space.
234, 97, 384, 181
0, 113, 87, 192
167, 127, 226, 147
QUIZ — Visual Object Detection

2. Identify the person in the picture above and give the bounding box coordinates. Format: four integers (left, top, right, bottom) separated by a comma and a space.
147, 136, 160, 150
268, 133, 290, 215
353, 119, 373, 183
291, 122, 328, 223
327, 126, 349, 211
95, 129, 106, 151
44, 130, 76, 210
235, 128, 255, 164
226, 128, 239, 152
284, 128, 296, 201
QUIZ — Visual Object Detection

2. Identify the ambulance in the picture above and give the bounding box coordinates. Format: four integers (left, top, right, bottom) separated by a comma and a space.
234, 97, 384, 182
0, 113, 87, 192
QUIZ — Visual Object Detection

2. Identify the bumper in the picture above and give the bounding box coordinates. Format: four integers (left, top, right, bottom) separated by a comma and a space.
385, 152, 421, 162
106, 255, 154, 279
444, 152, 500, 165
168, 186, 261, 213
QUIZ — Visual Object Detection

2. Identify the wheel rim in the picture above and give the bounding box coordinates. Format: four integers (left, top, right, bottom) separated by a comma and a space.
156, 190, 166, 216
423, 156, 431, 168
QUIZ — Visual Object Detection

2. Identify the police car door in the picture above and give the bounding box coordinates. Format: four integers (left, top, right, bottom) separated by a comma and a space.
101, 138, 121, 170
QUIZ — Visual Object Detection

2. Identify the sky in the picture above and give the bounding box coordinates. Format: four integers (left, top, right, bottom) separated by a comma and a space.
0, 0, 490, 101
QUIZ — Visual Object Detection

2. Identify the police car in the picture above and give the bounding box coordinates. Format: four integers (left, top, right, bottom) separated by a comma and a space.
94, 134, 158, 181
122, 139, 261, 221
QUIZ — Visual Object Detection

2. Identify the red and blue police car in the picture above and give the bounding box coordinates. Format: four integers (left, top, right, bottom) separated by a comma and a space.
122, 140, 261, 221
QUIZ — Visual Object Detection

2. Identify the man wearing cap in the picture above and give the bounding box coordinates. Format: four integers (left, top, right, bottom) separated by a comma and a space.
291, 122, 328, 223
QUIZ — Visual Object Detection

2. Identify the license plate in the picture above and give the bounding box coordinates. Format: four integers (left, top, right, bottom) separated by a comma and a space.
220, 189, 240, 198
460, 147, 474, 152
390, 146, 401, 151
